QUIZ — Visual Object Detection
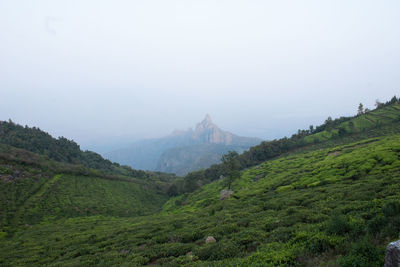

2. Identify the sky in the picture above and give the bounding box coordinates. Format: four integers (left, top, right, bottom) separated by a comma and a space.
1, 0, 399, 153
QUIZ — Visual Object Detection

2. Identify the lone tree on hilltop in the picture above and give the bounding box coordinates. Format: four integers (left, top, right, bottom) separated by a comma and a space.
221, 151, 240, 190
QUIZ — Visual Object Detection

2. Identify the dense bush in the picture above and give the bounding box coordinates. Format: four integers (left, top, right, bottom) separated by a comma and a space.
339, 239, 384, 267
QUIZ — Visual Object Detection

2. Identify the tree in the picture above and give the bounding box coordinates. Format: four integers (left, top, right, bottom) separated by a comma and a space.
183, 172, 202, 193
221, 151, 240, 190
390, 96, 398, 104
167, 184, 179, 197
357, 103, 364, 115
325, 116, 333, 131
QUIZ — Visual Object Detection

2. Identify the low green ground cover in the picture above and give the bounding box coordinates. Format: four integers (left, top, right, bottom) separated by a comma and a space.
1, 134, 399, 266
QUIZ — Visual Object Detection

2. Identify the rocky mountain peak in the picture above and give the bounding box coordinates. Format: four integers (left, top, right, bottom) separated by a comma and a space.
193, 114, 233, 145
164, 114, 260, 148
196, 114, 214, 129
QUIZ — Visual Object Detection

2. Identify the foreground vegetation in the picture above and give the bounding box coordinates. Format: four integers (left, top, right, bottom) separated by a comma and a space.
1, 98, 400, 266
1, 134, 400, 266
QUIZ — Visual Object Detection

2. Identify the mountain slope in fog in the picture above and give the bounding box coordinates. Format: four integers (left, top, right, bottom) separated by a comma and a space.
105, 115, 261, 175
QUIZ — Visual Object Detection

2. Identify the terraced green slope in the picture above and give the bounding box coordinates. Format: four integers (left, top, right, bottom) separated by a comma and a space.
1, 133, 399, 266
1, 100, 399, 266
1, 174, 167, 228
171, 103, 400, 195
303, 104, 400, 144
0, 144, 171, 231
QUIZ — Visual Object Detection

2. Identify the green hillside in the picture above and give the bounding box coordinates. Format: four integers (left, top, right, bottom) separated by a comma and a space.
0, 120, 176, 180
0, 127, 175, 229
171, 100, 400, 195
1, 173, 168, 228
0, 99, 400, 266
1, 132, 399, 266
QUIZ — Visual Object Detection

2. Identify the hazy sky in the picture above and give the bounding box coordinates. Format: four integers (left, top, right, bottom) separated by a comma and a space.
1, 0, 399, 152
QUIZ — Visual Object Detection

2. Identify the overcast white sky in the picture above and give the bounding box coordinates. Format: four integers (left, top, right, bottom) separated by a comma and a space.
1, 0, 399, 152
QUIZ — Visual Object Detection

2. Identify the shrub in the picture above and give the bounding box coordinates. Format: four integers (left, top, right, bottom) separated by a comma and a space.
305, 233, 337, 254
193, 243, 217, 260
367, 215, 385, 236
161, 243, 192, 258
292, 231, 342, 254
326, 215, 351, 235
338, 239, 384, 267
383, 200, 400, 218
193, 241, 241, 261
180, 230, 203, 243
242, 242, 299, 266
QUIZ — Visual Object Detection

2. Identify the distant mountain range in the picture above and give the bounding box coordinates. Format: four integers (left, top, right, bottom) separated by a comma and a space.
105, 115, 262, 175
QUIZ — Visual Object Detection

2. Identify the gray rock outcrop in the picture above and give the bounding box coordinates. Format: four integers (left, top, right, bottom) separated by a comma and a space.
205, 236, 216, 244
220, 189, 233, 200
385, 240, 400, 267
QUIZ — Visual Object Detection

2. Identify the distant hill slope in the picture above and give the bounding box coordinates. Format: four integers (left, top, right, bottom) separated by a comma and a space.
105, 115, 261, 175
156, 144, 251, 176
0, 120, 176, 181
0, 122, 178, 228
171, 98, 400, 194
2, 123, 400, 265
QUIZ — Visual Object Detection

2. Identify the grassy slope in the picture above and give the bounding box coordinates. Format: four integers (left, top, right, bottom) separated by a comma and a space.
1, 103, 399, 266
1, 174, 167, 228
0, 144, 170, 232
304, 105, 400, 144
171, 104, 400, 194
1, 133, 399, 266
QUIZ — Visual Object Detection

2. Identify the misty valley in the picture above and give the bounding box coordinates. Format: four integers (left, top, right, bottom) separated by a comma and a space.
105, 114, 261, 176
1, 97, 400, 266
2, 1, 400, 265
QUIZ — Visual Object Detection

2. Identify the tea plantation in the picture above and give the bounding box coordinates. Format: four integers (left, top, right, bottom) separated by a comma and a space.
1, 101, 400, 266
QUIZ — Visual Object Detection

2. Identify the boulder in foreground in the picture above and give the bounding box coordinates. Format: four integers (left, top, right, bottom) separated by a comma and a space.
385, 240, 400, 267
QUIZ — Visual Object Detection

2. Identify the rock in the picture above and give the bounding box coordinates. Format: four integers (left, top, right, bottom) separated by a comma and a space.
205, 236, 216, 244
192, 114, 233, 145
220, 189, 233, 200
186, 251, 193, 259
385, 240, 400, 267
119, 249, 129, 255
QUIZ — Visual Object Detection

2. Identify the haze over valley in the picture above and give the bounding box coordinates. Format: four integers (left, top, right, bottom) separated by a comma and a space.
105, 114, 261, 175
1, 1, 399, 151
1, 1, 400, 266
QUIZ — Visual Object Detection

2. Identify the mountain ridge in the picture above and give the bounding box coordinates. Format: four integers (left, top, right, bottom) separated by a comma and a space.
105, 115, 261, 174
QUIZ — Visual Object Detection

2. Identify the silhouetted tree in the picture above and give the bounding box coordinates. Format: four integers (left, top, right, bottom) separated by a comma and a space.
358, 103, 364, 115
390, 95, 399, 104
